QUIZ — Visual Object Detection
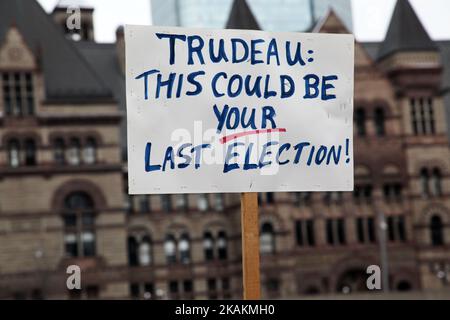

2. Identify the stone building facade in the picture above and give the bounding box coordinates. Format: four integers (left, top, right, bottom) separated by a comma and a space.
0, 0, 449, 299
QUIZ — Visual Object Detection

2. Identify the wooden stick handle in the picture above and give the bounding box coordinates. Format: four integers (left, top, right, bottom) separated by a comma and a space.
240, 192, 261, 300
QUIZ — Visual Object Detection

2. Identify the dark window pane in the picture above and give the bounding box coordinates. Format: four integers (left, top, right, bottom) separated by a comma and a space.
169, 281, 179, 293
357, 218, 365, 243
306, 220, 315, 246
295, 220, 303, 246
398, 216, 406, 242
64, 214, 77, 227
367, 217, 375, 243
130, 283, 140, 299
337, 219, 346, 245
183, 280, 193, 293
326, 219, 334, 245
387, 216, 395, 241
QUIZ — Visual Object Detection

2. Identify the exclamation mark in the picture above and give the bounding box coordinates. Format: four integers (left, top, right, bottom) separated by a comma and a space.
345, 138, 350, 164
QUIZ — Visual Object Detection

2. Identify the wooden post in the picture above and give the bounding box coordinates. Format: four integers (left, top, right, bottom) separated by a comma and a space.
240, 192, 260, 300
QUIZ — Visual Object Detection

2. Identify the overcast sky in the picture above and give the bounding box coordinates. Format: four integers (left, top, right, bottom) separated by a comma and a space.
37, 0, 450, 43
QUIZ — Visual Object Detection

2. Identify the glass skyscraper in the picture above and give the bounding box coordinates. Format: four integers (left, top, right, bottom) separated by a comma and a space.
151, 0, 353, 32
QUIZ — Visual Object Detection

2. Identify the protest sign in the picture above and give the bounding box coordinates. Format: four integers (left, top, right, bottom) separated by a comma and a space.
125, 25, 354, 194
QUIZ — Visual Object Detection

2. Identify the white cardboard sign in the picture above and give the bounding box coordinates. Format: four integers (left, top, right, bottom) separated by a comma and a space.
125, 25, 354, 194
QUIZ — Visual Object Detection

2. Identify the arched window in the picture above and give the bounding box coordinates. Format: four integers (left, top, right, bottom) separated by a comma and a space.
430, 215, 444, 246
203, 232, 214, 261
178, 233, 191, 264
138, 236, 152, 266
8, 139, 20, 168
374, 107, 385, 136
63, 192, 96, 257
355, 108, 366, 136
217, 231, 228, 260
260, 222, 275, 254
83, 137, 97, 164
24, 139, 36, 166
127, 235, 138, 266
54, 138, 65, 165
431, 168, 442, 197
67, 138, 81, 165
420, 168, 430, 197
164, 234, 177, 264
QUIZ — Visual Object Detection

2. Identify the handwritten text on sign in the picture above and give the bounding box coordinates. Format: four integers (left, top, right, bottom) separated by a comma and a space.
125, 26, 354, 194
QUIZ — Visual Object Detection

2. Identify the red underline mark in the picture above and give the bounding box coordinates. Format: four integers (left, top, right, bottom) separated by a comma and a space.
219, 128, 287, 144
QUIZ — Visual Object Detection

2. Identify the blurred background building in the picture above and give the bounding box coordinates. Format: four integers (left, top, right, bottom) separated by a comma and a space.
0, 0, 449, 300
151, 0, 353, 32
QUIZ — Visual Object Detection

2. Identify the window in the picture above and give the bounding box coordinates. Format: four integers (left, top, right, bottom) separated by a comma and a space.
175, 194, 188, 211
214, 194, 224, 211
178, 233, 191, 264
217, 231, 228, 260
355, 108, 366, 136
161, 195, 172, 212
222, 277, 231, 299
383, 183, 402, 202
356, 217, 376, 244
420, 168, 430, 197
266, 192, 275, 204
260, 222, 275, 254
387, 216, 407, 242
326, 218, 346, 246
421, 168, 442, 198
374, 107, 385, 136
127, 236, 138, 266
430, 168, 442, 197
266, 278, 280, 295
83, 138, 96, 164
197, 194, 209, 211
295, 219, 315, 247
169, 281, 179, 299
295, 192, 311, 206
67, 138, 81, 165
63, 192, 96, 257
54, 138, 65, 165
130, 282, 154, 300
183, 280, 194, 299
164, 235, 177, 264
353, 185, 373, 203
207, 278, 218, 300
24, 139, 36, 166
167, 280, 193, 300
138, 236, 152, 266
8, 139, 20, 168
138, 195, 150, 213
203, 232, 214, 261
410, 97, 435, 135
430, 215, 444, 246
2, 72, 35, 116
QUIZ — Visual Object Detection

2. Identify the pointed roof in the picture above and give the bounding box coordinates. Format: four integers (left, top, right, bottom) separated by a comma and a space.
226, 0, 260, 30
0, 0, 112, 102
377, 0, 437, 60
